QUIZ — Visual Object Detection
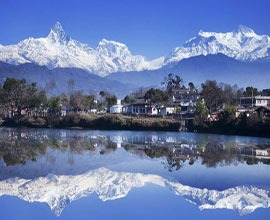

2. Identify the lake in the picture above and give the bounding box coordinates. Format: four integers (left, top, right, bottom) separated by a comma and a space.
0, 127, 270, 220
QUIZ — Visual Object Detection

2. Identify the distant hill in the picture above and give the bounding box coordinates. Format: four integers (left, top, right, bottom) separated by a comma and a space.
0, 62, 136, 97
106, 54, 270, 89
1, 53, 270, 98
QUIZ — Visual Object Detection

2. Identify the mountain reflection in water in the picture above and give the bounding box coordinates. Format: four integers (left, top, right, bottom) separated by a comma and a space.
1, 167, 269, 216
0, 127, 270, 217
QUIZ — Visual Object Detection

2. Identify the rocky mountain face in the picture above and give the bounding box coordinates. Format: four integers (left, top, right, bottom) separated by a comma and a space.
164, 25, 270, 64
1, 23, 270, 92
1, 23, 269, 77
0, 22, 163, 76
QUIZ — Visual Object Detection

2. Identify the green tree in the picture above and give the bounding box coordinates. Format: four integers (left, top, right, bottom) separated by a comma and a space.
99, 90, 106, 97
201, 80, 224, 113
70, 90, 85, 111
99, 91, 117, 111
193, 100, 208, 126
243, 86, 260, 97
47, 97, 61, 118
188, 82, 195, 91
2, 78, 39, 117
84, 94, 96, 111
219, 83, 242, 106
218, 106, 236, 124
162, 73, 183, 95
105, 94, 117, 110
144, 88, 168, 104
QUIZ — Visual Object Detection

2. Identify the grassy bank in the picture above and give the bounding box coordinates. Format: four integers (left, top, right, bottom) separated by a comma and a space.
1, 113, 181, 131
189, 119, 270, 138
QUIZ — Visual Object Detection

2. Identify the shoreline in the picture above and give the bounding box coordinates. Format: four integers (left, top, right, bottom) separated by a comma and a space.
1, 113, 270, 138
0, 113, 182, 132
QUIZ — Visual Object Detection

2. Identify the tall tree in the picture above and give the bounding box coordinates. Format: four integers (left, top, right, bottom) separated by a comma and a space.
47, 96, 61, 118
84, 94, 96, 111
70, 90, 85, 112
243, 86, 260, 97
2, 78, 38, 116
193, 100, 208, 126
188, 82, 195, 91
162, 73, 183, 95
105, 94, 117, 110
201, 80, 224, 113
144, 88, 169, 104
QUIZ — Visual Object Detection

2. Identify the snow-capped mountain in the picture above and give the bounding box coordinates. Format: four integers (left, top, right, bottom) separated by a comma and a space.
1, 23, 269, 77
165, 25, 270, 64
0, 167, 269, 216
0, 22, 163, 76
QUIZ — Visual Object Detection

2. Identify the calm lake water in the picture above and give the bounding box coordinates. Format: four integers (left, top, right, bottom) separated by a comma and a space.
0, 127, 270, 220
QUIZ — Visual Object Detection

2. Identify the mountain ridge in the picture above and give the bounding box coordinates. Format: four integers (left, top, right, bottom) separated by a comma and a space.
164, 25, 270, 64
0, 23, 270, 77
107, 53, 270, 89
0, 61, 137, 97
0, 22, 163, 76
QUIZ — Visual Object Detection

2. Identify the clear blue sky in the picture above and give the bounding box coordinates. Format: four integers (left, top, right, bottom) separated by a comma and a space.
1, 0, 270, 59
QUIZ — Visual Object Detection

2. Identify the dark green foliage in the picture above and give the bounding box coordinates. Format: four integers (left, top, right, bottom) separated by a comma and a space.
47, 97, 62, 125
193, 100, 208, 126
201, 80, 223, 113
162, 73, 183, 94
69, 90, 85, 111
144, 88, 169, 104
243, 86, 260, 97
105, 94, 117, 110
123, 95, 136, 104
1, 78, 39, 115
191, 109, 270, 138
99, 90, 117, 111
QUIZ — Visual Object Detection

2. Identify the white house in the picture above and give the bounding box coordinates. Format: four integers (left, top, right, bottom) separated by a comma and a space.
110, 100, 123, 114
122, 103, 158, 115
239, 96, 270, 107
159, 106, 175, 116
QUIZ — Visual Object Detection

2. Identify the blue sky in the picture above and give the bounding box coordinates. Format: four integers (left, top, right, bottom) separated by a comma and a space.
1, 0, 270, 59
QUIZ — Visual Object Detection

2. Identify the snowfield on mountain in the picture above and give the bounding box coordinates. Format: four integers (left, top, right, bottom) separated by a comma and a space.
0, 23, 269, 77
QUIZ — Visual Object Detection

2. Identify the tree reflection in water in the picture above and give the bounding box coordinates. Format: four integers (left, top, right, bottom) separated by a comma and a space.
0, 128, 270, 170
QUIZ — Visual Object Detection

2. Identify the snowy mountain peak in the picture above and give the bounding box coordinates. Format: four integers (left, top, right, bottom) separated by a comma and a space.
0, 23, 269, 76
198, 30, 211, 37
165, 25, 270, 64
235, 25, 256, 36
48, 21, 70, 43
98, 38, 126, 47
0, 22, 162, 76
52, 21, 64, 33
97, 38, 131, 58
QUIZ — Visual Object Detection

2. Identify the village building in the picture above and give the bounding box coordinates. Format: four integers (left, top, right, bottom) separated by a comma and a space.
159, 106, 176, 116
122, 103, 158, 115
110, 100, 123, 114
239, 96, 270, 107
171, 88, 198, 117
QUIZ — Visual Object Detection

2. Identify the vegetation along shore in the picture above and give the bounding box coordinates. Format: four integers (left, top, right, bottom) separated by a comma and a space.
1, 74, 270, 137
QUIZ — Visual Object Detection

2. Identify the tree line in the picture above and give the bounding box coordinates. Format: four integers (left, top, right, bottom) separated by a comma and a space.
0, 74, 266, 122
0, 77, 118, 119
